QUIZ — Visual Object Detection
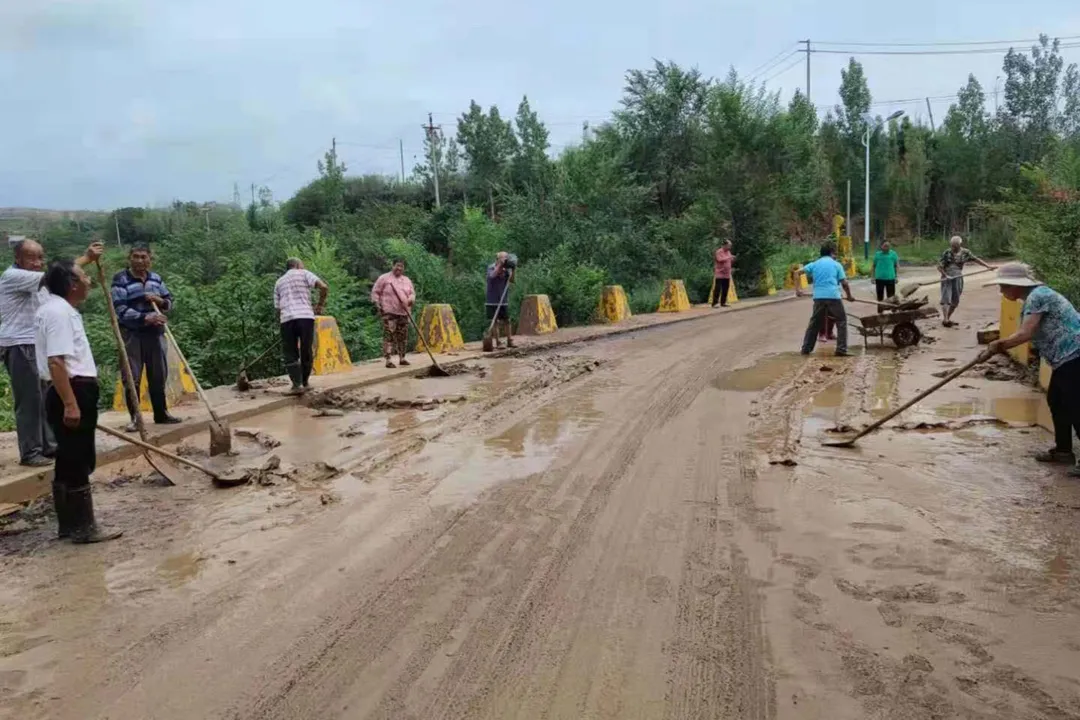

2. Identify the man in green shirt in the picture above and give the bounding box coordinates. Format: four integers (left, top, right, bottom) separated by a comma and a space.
871, 241, 900, 302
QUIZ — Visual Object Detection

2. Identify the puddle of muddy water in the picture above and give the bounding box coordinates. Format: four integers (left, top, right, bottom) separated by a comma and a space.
712, 353, 804, 392
934, 395, 1051, 428
870, 356, 901, 418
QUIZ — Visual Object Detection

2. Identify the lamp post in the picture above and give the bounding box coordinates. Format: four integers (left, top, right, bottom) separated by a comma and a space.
862, 110, 905, 259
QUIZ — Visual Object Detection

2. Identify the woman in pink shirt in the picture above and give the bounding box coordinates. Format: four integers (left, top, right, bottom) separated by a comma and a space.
370, 259, 416, 368
711, 240, 735, 308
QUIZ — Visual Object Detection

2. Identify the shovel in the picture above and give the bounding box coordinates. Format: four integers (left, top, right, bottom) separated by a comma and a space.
387, 283, 449, 377
236, 338, 280, 391
149, 299, 232, 456
94, 261, 182, 486
898, 268, 994, 300
96, 423, 248, 487
482, 272, 513, 353
821, 355, 984, 448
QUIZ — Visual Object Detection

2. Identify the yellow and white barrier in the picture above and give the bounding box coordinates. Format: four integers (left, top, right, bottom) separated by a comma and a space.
518, 294, 558, 335
596, 285, 632, 324
112, 338, 197, 412
784, 264, 809, 291
415, 303, 464, 353
658, 280, 690, 313
312, 315, 352, 375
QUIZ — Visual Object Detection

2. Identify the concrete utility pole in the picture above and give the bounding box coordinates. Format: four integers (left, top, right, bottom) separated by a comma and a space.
399, 139, 406, 183
926, 98, 936, 132
251, 183, 256, 208
803, 39, 811, 102
114, 213, 122, 248
423, 113, 442, 208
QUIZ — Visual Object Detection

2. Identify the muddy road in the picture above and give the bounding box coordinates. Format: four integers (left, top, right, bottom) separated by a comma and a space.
3, 283, 1080, 719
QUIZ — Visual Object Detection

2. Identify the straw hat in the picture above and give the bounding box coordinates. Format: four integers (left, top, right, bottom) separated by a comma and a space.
984, 262, 1043, 287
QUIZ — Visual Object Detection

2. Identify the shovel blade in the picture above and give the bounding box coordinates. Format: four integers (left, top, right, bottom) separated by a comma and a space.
208, 420, 232, 457
820, 437, 858, 448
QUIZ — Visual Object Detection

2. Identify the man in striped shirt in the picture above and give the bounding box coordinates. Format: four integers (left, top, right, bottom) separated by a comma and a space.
274, 258, 328, 394
112, 244, 181, 431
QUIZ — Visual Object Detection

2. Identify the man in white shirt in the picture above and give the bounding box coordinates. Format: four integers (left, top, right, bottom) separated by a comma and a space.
36, 258, 121, 544
273, 258, 328, 394
0, 239, 102, 466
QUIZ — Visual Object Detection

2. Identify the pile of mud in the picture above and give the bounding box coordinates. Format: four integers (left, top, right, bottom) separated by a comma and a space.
303, 389, 468, 412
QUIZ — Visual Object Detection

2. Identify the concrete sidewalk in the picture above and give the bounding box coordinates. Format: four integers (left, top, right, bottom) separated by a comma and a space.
0, 290, 803, 504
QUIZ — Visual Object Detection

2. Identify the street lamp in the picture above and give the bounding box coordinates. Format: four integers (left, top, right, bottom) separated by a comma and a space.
862, 109, 905, 259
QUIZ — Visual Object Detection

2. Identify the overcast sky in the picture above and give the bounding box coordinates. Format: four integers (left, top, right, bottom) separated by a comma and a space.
2, 0, 1079, 210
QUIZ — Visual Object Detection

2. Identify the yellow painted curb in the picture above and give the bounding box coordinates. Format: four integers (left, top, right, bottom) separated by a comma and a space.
518, 294, 558, 335
658, 279, 691, 313
112, 336, 197, 412
312, 315, 352, 375
596, 285, 632, 324
414, 303, 465, 353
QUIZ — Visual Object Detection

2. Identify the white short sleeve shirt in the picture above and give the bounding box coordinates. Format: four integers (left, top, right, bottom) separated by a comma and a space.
274, 269, 322, 323
34, 294, 98, 379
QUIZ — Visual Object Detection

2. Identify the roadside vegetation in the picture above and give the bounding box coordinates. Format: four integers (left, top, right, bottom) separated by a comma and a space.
1, 35, 1078, 429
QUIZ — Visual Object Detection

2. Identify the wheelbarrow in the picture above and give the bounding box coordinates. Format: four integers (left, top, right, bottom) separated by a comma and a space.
852, 296, 939, 349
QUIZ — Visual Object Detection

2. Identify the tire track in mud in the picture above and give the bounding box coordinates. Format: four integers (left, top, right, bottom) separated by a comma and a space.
230, 324, 781, 719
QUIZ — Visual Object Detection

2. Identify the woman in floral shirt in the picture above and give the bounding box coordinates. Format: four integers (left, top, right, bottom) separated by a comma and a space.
984, 263, 1080, 477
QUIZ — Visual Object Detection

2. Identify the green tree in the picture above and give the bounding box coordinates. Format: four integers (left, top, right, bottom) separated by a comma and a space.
456, 101, 518, 218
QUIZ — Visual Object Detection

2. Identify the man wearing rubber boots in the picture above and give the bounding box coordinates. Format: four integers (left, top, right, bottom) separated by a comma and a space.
36, 259, 122, 543
113, 244, 182, 432
371, 258, 415, 369
1, 239, 104, 466
274, 258, 328, 394
486, 252, 516, 349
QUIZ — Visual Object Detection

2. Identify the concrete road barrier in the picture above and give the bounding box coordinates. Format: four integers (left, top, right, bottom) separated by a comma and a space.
784, 264, 809, 291
999, 296, 1030, 365
708, 278, 740, 305
312, 315, 352, 375
596, 285, 632, 324
112, 338, 197, 412
415, 303, 465, 353
759, 268, 777, 296
658, 280, 690, 313
518, 294, 558, 335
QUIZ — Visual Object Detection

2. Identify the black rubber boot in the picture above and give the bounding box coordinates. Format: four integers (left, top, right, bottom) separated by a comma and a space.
67, 486, 122, 544
301, 361, 313, 388
51, 482, 73, 540
285, 363, 304, 394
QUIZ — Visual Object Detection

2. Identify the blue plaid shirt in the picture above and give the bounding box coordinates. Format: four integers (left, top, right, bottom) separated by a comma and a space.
111, 268, 172, 333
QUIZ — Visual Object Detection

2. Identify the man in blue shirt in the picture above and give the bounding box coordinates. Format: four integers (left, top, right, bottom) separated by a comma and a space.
795, 242, 855, 357
111, 244, 182, 431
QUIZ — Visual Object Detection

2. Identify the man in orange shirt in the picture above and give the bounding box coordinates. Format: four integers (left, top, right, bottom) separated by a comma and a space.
711, 240, 735, 308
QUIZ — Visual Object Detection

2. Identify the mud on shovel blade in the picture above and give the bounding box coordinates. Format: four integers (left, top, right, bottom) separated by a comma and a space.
93, 261, 183, 486
821, 355, 984, 448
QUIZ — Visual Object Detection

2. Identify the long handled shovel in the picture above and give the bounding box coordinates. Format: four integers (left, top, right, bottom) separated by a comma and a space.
898, 268, 994, 300
149, 300, 232, 456
387, 284, 450, 377
93, 262, 182, 485
96, 423, 246, 486
822, 355, 984, 448
236, 338, 280, 391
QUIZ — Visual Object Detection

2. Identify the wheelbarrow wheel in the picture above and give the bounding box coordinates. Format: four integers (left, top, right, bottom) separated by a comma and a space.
892, 322, 921, 348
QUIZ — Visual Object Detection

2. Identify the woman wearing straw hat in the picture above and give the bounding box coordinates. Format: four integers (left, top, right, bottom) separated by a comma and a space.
983, 263, 1080, 476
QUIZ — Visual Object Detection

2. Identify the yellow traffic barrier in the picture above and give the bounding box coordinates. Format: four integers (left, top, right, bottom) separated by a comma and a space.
658, 279, 690, 313
999, 296, 1030, 365
518, 294, 558, 335
784, 263, 809, 290
759, 268, 777, 296
311, 315, 352, 375
414, 303, 464, 353
112, 337, 197, 412
596, 285, 632, 324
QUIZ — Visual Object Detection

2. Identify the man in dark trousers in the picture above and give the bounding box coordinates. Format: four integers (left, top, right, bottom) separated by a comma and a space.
112, 244, 181, 432
486, 251, 516, 349
36, 259, 122, 543
795, 242, 855, 357
274, 258, 328, 394
1, 238, 103, 466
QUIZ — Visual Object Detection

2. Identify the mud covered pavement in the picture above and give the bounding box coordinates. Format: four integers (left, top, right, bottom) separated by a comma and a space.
2, 282, 1079, 719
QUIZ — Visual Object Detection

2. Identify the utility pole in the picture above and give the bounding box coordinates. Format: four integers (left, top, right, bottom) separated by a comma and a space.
994, 76, 1001, 113
399, 139, 406, 183
423, 113, 442, 208
114, 213, 122, 248
925, 98, 936, 132
803, 39, 811, 102
250, 183, 256, 208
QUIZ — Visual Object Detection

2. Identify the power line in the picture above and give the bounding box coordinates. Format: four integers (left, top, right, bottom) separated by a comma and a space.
810, 42, 1080, 56
749, 49, 801, 81
746, 44, 800, 78
759, 55, 805, 85
811, 35, 1080, 48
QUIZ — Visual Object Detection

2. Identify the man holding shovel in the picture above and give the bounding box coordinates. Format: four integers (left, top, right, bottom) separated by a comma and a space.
370, 258, 415, 369
486, 252, 515, 349
938, 236, 994, 328
36, 259, 121, 543
795, 242, 855, 357
274, 258, 328, 394
113, 244, 181, 432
